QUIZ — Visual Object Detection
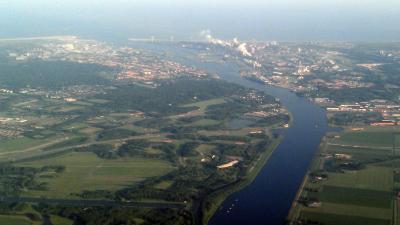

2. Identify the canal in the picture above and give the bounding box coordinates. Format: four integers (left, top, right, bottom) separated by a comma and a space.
208, 61, 328, 225
128, 42, 329, 225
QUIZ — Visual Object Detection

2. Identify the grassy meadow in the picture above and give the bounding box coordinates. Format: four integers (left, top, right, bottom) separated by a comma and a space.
289, 126, 400, 225
17, 152, 174, 199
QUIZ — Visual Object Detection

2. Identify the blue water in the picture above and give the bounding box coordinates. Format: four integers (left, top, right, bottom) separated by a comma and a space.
209, 71, 328, 225
178, 59, 329, 225
125, 43, 329, 225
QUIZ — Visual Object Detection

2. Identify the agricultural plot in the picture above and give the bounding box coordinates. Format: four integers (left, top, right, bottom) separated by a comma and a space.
324, 166, 393, 191
330, 129, 399, 147
0, 75, 287, 224
17, 152, 175, 199
290, 127, 400, 225
299, 211, 391, 225
0, 204, 44, 225
49, 215, 73, 225
0, 215, 35, 225
182, 98, 226, 112
0, 136, 71, 160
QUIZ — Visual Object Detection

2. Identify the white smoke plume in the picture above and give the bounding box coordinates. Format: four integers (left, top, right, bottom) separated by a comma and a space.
199, 29, 252, 57
199, 29, 231, 47
237, 43, 252, 57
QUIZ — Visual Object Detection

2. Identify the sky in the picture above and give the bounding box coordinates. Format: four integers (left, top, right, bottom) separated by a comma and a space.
0, 0, 399, 41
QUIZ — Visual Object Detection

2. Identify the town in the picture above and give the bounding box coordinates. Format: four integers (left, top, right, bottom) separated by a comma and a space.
7, 36, 210, 83
196, 38, 400, 127
325, 99, 400, 126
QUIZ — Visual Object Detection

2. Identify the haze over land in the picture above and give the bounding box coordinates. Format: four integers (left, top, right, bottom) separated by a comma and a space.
1, 1, 400, 225
1, 0, 400, 42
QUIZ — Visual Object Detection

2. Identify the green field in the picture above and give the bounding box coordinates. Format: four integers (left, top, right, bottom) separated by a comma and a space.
308, 202, 392, 219
49, 215, 73, 225
18, 152, 175, 199
0, 74, 288, 224
289, 127, 399, 225
183, 98, 226, 112
327, 145, 392, 162
310, 186, 392, 208
153, 180, 174, 190
0, 136, 71, 160
191, 119, 220, 126
0, 215, 35, 225
331, 129, 400, 147
300, 211, 391, 225
324, 166, 393, 191
0, 136, 60, 153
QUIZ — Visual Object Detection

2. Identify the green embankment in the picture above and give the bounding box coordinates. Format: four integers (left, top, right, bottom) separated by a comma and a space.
202, 137, 283, 224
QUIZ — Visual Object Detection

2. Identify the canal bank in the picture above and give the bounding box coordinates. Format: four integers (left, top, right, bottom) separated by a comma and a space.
126, 42, 329, 225
208, 61, 329, 225
200, 137, 284, 225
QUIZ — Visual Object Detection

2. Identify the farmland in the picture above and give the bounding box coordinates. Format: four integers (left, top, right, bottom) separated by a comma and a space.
17, 152, 174, 199
0, 55, 289, 225
288, 126, 400, 225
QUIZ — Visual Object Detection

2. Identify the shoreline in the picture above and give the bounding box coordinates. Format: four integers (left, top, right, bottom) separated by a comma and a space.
200, 136, 284, 225
286, 136, 328, 223
203, 72, 327, 225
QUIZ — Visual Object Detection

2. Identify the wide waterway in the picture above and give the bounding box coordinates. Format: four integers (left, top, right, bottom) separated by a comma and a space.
128, 42, 329, 225
207, 62, 329, 225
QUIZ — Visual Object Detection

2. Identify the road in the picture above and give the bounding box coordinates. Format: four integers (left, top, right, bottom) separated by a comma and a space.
6, 133, 169, 163
0, 196, 185, 209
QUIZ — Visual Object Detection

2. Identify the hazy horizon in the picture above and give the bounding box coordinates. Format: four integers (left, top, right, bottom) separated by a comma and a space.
1, 0, 400, 42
